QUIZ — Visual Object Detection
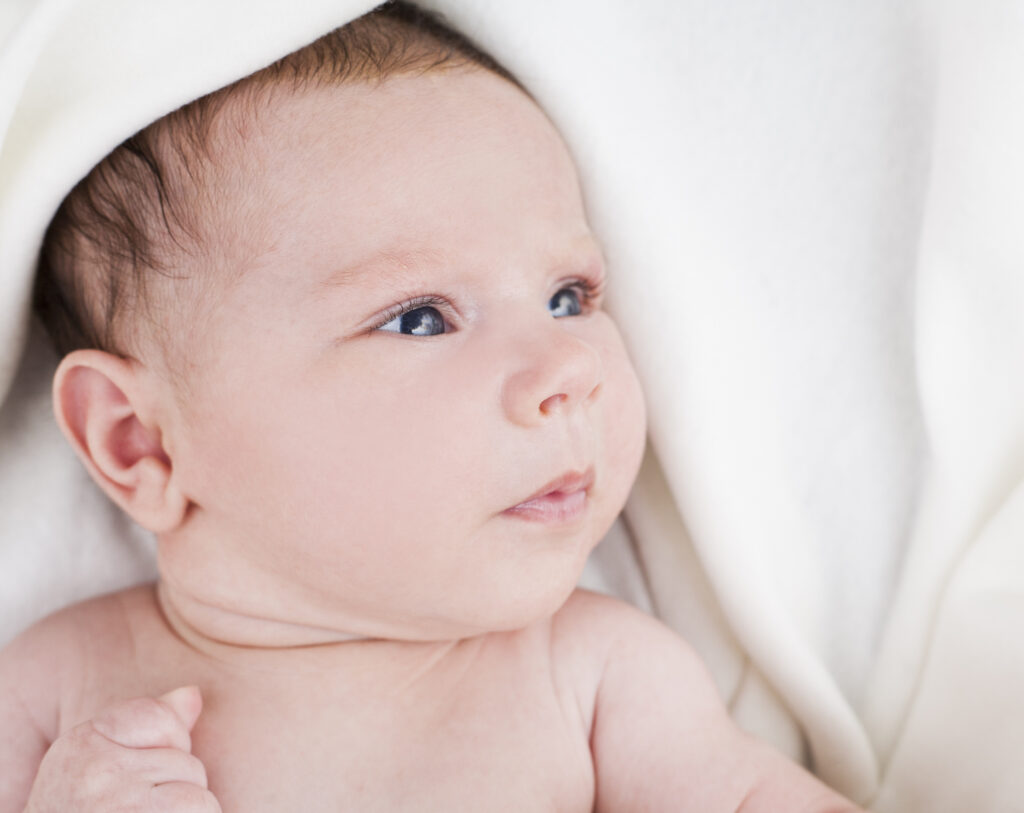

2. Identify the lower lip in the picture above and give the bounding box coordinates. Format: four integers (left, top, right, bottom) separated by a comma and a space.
503, 489, 588, 523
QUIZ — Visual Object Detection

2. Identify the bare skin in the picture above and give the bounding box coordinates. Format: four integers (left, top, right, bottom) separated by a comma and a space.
3, 584, 860, 812
12, 584, 598, 811
0, 67, 864, 811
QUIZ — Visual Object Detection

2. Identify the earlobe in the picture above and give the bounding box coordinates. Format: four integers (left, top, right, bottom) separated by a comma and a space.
53, 350, 188, 533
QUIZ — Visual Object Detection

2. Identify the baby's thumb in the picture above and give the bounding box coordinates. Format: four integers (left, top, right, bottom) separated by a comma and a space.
158, 685, 203, 732
91, 686, 204, 751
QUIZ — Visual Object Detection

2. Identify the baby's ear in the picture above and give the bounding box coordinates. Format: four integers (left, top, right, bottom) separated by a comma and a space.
53, 350, 188, 534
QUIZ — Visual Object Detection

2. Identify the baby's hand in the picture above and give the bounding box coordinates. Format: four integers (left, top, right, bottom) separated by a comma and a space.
23, 685, 221, 812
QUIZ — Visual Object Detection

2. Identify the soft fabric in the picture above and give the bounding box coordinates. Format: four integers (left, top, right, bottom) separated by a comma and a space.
4, 0, 1020, 809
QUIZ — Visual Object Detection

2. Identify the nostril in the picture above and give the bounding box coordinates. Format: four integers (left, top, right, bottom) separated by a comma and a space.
539, 393, 567, 415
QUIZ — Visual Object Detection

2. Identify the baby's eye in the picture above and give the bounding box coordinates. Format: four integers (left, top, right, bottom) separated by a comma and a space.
548, 286, 584, 318
376, 304, 446, 336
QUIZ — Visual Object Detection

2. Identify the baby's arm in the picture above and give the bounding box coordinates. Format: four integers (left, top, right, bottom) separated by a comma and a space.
0, 615, 218, 813
0, 618, 63, 810
569, 592, 864, 812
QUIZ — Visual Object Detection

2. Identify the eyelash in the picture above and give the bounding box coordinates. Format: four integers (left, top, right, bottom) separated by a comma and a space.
369, 275, 606, 332
370, 295, 450, 332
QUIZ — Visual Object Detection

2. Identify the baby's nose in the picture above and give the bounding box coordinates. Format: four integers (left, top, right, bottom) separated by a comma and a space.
501, 328, 602, 427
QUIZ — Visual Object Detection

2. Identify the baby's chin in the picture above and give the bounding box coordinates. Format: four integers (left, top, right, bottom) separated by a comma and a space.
458, 571, 583, 637
407, 528, 610, 639
333, 559, 591, 642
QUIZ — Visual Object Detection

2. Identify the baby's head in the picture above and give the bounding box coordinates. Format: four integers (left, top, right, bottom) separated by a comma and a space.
36, 1, 647, 643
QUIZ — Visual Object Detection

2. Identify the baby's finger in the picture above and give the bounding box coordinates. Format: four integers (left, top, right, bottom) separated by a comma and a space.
158, 685, 203, 731
135, 746, 210, 789
148, 781, 222, 813
91, 687, 202, 752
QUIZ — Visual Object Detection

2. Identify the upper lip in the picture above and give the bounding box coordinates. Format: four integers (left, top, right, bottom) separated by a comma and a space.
511, 466, 595, 507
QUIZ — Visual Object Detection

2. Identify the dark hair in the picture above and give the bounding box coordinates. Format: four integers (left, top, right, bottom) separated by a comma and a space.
33, 0, 522, 358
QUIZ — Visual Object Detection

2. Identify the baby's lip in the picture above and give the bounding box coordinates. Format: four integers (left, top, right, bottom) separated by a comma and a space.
508, 466, 595, 509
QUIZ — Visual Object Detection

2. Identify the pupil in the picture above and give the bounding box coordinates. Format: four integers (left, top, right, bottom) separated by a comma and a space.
550, 289, 581, 317
402, 307, 443, 335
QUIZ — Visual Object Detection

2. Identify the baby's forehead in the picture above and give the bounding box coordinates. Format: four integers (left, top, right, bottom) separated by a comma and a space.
208, 71, 581, 262
232, 68, 531, 164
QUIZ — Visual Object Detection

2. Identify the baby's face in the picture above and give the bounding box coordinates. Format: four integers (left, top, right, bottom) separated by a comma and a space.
158, 68, 647, 640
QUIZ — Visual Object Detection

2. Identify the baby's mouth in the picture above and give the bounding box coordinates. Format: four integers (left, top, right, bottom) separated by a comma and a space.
502, 467, 594, 523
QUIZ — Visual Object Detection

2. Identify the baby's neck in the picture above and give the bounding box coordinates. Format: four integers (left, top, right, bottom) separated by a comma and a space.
154, 580, 462, 677
156, 579, 369, 645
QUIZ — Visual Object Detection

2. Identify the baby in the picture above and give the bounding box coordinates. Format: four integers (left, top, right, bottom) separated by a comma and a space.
0, 3, 865, 811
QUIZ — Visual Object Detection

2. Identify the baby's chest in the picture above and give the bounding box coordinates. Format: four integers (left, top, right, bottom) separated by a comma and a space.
191, 666, 595, 811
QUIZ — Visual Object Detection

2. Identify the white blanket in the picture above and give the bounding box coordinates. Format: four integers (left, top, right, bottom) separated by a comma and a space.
3, 0, 1020, 808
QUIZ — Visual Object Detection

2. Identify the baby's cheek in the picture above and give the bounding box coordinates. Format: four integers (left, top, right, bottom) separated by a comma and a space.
597, 335, 648, 507
614, 365, 648, 477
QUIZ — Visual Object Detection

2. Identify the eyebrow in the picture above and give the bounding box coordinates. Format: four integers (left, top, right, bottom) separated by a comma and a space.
318, 248, 447, 290
317, 238, 605, 292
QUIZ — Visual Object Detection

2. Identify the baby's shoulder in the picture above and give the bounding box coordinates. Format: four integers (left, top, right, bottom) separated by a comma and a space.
550, 587, 717, 696
545, 588, 684, 717
5, 582, 155, 662
0, 583, 158, 739
550, 586, 678, 655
